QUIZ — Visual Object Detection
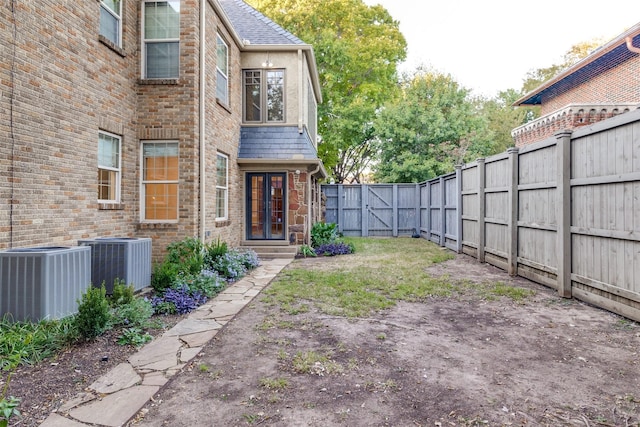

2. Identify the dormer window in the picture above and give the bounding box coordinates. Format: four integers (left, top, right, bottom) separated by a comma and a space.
243, 69, 285, 123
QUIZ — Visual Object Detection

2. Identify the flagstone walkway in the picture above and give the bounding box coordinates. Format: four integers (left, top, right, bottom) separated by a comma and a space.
40, 258, 292, 427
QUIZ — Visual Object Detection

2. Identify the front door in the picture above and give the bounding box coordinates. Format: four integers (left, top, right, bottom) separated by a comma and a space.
246, 173, 286, 240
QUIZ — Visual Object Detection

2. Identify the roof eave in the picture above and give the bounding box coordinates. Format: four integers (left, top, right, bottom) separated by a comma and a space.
514, 22, 640, 106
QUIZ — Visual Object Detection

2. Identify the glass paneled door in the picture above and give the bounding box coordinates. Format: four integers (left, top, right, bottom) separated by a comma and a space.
247, 173, 286, 240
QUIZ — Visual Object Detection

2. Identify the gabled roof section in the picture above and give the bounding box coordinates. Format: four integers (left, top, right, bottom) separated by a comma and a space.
238, 126, 319, 160
515, 22, 640, 106
218, 0, 305, 46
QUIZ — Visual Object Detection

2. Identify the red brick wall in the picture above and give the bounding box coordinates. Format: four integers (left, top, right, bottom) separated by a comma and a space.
1, 0, 139, 250
540, 56, 640, 115
0, 1, 247, 261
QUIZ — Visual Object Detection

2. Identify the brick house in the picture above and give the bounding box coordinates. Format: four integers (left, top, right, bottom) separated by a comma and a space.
0, 0, 326, 260
512, 22, 640, 146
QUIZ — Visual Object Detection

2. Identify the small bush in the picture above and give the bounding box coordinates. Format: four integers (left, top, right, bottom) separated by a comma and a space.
151, 261, 180, 293
109, 297, 154, 329
75, 285, 111, 340
109, 280, 135, 307
314, 242, 354, 256
211, 250, 248, 281
203, 238, 228, 269
311, 222, 341, 248
152, 286, 207, 315
117, 327, 152, 347
178, 270, 226, 298
166, 237, 204, 276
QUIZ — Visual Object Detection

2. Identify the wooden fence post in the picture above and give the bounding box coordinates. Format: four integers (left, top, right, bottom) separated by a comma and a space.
507, 148, 519, 275
415, 183, 421, 237
337, 184, 344, 233
392, 184, 399, 237
425, 180, 431, 241
556, 130, 573, 298
439, 176, 446, 247
361, 185, 369, 237
477, 158, 486, 263
455, 165, 463, 253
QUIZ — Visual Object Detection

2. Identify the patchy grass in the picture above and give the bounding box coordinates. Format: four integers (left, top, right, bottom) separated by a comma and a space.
263, 238, 538, 318
259, 377, 289, 390
291, 350, 343, 375
263, 237, 457, 318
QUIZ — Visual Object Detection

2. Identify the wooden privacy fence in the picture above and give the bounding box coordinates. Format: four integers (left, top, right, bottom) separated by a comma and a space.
322, 107, 640, 322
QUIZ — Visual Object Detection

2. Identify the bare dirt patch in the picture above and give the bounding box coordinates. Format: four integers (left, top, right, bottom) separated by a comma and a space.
133, 253, 640, 427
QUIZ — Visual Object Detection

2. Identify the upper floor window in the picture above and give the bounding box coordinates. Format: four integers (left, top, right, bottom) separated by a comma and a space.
243, 69, 285, 123
216, 153, 228, 220
100, 0, 122, 46
143, 1, 180, 79
141, 141, 179, 221
98, 131, 121, 203
216, 34, 229, 105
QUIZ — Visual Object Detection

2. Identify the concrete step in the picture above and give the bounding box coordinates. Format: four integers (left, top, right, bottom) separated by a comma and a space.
241, 242, 298, 260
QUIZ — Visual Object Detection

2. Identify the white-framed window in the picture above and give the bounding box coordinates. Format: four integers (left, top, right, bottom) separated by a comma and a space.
216, 34, 229, 104
142, 1, 180, 79
100, 0, 122, 46
243, 69, 285, 123
216, 153, 228, 220
141, 141, 179, 221
98, 131, 121, 203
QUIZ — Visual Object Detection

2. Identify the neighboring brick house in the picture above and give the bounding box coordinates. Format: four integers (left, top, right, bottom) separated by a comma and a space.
0, 0, 326, 260
512, 22, 640, 146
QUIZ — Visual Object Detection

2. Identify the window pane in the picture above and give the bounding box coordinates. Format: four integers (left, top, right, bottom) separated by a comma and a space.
102, 0, 120, 15
144, 1, 180, 39
98, 133, 119, 168
100, 5, 119, 45
146, 42, 179, 78
216, 70, 228, 102
216, 36, 228, 75
145, 183, 178, 220
98, 169, 117, 201
267, 70, 284, 122
216, 155, 227, 186
143, 142, 179, 221
216, 188, 226, 219
244, 71, 261, 122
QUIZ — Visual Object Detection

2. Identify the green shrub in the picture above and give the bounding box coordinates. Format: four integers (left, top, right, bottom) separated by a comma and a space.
203, 237, 228, 269
151, 260, 179, 293
166, 237, 204, 276
311, 222, 341, 248
109, 297, 154, 329
177, 271, 226, 298
108, 280, 135, 307
117, 327, 152, 347
75, 285, 111, 340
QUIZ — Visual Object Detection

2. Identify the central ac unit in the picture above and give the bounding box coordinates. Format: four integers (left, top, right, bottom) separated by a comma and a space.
78, 237, 152, 294
0, 246, 91, 321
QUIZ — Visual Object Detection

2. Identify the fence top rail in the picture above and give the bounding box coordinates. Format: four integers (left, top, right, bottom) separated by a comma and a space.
517, 136, 557, 155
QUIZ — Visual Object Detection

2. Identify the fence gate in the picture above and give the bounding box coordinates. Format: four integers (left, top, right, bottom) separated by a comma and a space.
322, 184, 420, 237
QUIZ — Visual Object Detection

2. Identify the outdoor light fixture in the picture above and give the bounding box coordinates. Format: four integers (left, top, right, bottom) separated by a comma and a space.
262, 52, 273, 68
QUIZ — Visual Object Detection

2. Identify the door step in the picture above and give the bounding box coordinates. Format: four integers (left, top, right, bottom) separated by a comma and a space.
241, 242, 298, 260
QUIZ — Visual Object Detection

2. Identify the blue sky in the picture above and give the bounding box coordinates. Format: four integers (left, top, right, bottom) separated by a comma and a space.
363, 0, 640, 97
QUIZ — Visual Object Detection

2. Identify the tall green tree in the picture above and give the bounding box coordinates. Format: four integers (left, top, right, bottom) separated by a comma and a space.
373, 69, 487, 183
247, 0, 407, 183
477, 89, 530, 154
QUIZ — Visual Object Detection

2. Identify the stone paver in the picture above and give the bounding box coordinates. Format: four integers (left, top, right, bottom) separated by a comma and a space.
39, 258, 291, 427
69, 385, 159, 427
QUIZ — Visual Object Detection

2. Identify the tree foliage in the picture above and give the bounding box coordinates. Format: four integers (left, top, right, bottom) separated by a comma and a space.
373, 69, 489, 183
521, 39, 603, 93
247, 0, 407, 183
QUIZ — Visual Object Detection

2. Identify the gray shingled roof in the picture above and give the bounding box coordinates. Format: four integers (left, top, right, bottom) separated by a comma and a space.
238, 126, 319, 160
218, 0, 306, 46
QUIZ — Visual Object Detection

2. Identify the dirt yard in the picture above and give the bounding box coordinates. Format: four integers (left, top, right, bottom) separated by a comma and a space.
132, 252, 640, 427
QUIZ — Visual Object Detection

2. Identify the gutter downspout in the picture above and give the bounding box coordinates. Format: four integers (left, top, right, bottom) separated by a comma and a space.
199, 0, 206, 242
626, 36, 640, 54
